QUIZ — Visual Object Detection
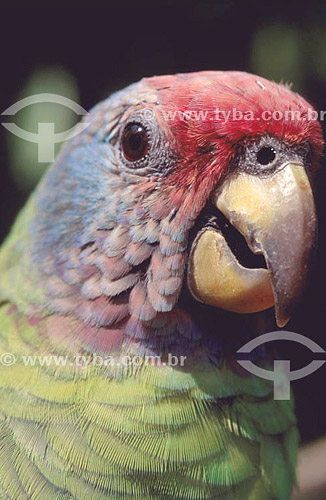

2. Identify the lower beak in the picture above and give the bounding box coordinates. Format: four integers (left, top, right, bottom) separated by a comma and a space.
188, 162, 316, 327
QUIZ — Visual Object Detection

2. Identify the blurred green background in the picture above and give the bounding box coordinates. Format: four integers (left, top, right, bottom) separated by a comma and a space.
1, 2, 326, 445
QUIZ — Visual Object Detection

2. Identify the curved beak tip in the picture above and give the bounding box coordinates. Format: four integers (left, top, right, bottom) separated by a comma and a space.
188, 162, 316, 325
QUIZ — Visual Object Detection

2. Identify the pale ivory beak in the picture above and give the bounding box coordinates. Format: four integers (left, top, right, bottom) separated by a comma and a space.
188, 163, 316, 327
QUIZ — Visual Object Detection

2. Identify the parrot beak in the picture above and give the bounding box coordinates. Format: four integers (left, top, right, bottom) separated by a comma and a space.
188, 162, 316, 327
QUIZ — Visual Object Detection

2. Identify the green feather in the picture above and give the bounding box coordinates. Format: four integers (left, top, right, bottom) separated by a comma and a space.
0, 303, 298, 499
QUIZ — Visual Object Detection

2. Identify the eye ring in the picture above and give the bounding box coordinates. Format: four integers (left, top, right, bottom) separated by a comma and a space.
256, 146, 276, 166
121, 122, 150, 162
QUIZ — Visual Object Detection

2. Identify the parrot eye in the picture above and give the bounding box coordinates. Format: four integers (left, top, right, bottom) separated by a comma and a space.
121, 123, 149, 162
256, 146, 276, 166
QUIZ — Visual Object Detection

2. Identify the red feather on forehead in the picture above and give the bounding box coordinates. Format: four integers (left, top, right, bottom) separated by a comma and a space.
145, 72, 323, 193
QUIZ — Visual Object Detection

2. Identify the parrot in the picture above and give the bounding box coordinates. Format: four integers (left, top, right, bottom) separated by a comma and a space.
0, 71, 323, 500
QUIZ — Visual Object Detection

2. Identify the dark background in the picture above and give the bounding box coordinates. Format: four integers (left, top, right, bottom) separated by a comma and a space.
1, 3, 326, 444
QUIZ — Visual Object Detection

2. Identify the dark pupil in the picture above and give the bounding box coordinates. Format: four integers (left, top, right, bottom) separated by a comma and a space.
256, 146, 276, 165
122, 123, 149, 162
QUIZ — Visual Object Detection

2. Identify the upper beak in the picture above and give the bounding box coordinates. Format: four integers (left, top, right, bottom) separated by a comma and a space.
188, 162, 316, 327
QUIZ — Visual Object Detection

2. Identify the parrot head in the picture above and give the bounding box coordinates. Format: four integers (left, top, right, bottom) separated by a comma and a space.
1, 71, 321, 500
19, 71, 323, 353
